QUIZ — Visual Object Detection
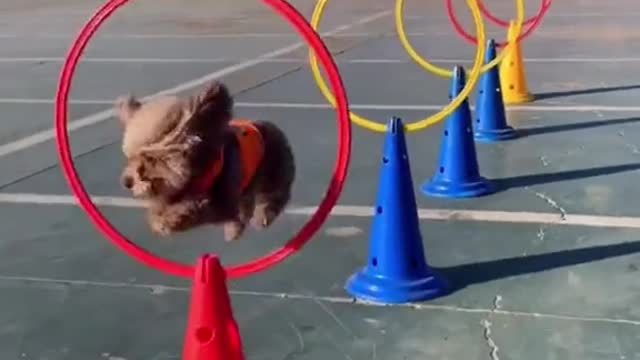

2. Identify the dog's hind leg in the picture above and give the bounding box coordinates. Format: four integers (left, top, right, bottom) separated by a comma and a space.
247, 120, 296, 230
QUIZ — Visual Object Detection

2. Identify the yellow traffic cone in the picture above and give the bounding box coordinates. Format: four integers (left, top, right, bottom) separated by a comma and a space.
499, 21, 534, 104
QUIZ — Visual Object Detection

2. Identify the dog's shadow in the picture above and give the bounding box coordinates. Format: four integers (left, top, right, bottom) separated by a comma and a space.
434, 240, 640, 293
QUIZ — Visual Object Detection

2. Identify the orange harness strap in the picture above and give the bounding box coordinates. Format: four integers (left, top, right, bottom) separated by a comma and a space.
192, 119, 265, 193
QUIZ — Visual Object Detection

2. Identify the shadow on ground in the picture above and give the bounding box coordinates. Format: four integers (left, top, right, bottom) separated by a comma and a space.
518, 116, 640, 137
437, 240, 640, 292
493, 163, 640, 190
534, 84, 640, 100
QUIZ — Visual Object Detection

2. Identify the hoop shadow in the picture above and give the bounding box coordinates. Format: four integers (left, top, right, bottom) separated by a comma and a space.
493, 163, 640, 190
519, 116, 640, 137
534, 84, 640, 100
435, 240, 640, 292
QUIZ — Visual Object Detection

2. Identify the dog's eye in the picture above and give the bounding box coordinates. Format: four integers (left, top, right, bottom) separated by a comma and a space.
137, 163, 149, 181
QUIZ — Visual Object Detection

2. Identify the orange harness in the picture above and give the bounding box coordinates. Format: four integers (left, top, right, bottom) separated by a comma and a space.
192, 119, 265, 193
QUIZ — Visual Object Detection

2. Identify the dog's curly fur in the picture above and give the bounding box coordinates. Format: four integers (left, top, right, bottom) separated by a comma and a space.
115, 81, 295, 241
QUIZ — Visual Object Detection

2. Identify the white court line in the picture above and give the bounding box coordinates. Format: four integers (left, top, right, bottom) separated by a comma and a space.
1, 193, 640, 229
232, 102, 640, 113
1, 276, 640, 327
2, 99, 637, 113
4, 56, 640, 64
407, 11, 640, 19
233, 102, 640, 113
0, 9, 392, 159
0, 32, 387, 39
2, 276, 640, 327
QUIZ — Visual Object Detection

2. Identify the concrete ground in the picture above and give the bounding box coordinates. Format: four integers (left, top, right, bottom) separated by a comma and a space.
1, 0, 640, 359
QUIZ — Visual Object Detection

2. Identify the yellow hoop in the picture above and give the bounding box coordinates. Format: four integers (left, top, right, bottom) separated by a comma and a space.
395, 0, 525, 78
308, 0, 485, 133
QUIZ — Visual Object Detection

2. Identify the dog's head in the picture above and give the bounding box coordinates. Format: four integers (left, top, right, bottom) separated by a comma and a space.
114, 82, 233, 199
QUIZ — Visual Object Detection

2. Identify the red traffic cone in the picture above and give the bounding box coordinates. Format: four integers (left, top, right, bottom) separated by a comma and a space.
182, 254, 245, 360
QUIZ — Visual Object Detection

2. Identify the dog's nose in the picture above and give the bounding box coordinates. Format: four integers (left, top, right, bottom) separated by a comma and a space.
122, 175, 134, 189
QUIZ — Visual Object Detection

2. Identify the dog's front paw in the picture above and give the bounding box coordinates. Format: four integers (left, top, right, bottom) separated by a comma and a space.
251, 204, 278, 229
150, 219, 173, 237
224, 221, 246, 242
132, 180, 152, 198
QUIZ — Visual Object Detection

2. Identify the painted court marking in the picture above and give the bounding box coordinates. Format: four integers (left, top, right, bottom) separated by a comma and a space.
2, 56, 639, 64
0, 11, 635, 41
232, 102, 640, 113
0, 98, 640, 113
0, 99, 638, 113
1, 193, 640, 229
0, 275, 639, 326
0, 32, 399, 39
0, 9, 392, 159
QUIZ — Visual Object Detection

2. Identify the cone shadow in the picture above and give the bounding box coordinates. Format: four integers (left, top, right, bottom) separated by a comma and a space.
519, 116, 640, 137
436, 240, 640, 292
535, 84, 640, 101
494, 163, 640, 190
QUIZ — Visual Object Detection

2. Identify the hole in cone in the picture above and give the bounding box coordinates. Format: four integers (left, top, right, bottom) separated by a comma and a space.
376, 206, 383, 214
195, 327, 214, 344
411, 258, 419, 269
439, 166, 445, 173
371, 258, 378, 267
382, 157, 389, 164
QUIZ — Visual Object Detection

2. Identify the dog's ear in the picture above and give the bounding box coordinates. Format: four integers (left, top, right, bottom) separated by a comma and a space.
186, 81, 234, 134
114, 95, 142, 127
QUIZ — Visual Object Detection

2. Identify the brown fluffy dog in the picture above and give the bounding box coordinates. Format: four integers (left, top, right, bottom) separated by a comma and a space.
114, 82, 295, 241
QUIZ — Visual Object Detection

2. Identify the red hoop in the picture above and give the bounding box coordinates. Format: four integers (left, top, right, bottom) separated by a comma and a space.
55, 0, 351, 280
445, 0, 552, 48
478, 0, 549, 28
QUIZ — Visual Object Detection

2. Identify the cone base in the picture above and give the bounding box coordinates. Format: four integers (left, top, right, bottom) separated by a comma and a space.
503, 92, 534, 105
474, 126, 518, 143
346, 267, 449, 304
421, 176, 495, 198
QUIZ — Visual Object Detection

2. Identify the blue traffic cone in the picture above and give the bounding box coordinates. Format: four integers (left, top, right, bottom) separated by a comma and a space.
421, 66, 495, 198
474, 39, 518, 142
345, 117, 449, 304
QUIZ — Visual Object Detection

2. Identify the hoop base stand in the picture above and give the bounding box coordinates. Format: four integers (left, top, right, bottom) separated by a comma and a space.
499, 22, 534, 104
345, 117, 449, 304
182, 255, 245, 360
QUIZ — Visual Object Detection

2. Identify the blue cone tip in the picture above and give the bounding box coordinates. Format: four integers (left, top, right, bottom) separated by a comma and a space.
388, 116, 402, 134
485, 38, 497, 62
449, 66, 466, 98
